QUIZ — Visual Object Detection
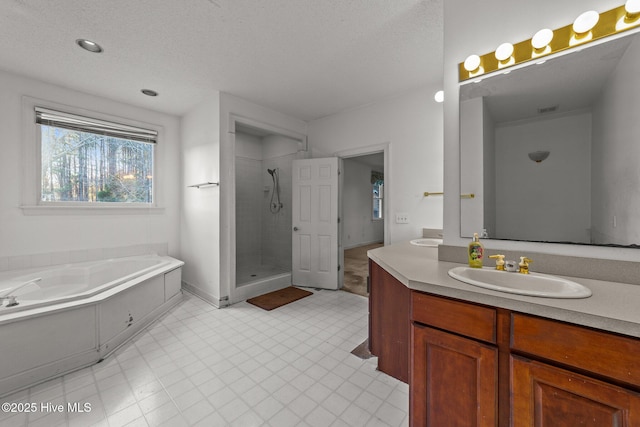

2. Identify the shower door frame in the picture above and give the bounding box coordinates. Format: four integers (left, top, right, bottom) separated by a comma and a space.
225, 114, 309, 305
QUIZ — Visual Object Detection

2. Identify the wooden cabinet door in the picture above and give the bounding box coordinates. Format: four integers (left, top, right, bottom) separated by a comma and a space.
511, 356, 640, 426
411, 324, 498, 427
369, 260, 410, 382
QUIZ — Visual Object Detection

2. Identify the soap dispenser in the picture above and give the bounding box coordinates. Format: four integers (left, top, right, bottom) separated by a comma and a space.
468, 233, 484, 268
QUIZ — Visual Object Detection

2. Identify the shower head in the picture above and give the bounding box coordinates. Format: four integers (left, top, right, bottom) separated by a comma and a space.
267, 168, 276, 176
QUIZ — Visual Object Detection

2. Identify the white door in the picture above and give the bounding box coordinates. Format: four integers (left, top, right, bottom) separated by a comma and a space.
292, 158, 340, 290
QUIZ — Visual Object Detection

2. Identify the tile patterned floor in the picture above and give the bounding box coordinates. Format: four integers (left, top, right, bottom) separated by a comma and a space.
0, 289, 408, 427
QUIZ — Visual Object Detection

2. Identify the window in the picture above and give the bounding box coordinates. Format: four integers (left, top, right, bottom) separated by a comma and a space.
35, 107, 157, 204
372, 171, 384, 220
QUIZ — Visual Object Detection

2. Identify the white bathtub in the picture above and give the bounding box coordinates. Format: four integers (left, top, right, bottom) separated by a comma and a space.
0, 254, 184, 397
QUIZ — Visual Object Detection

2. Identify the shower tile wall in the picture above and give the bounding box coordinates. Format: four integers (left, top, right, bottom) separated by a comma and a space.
235, 132, 299, 278
235, 156, 263, 270
262, 152, 296, 271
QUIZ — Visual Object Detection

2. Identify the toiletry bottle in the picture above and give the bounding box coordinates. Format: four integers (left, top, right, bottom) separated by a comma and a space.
468, 233, 484, 268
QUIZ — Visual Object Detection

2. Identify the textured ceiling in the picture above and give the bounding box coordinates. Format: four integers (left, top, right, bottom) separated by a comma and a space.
0, 0, 443, 121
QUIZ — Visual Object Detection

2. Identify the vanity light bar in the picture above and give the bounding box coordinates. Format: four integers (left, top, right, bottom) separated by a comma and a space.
459, 3, 640, 81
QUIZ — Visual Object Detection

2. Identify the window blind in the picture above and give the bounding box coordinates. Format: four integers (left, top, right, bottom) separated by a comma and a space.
35, 107, 157, 144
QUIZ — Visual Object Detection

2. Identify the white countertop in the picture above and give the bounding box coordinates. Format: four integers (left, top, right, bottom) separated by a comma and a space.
368, 241, 640, 338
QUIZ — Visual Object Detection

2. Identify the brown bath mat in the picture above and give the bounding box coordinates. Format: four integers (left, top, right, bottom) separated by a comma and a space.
247, 286, 313, 311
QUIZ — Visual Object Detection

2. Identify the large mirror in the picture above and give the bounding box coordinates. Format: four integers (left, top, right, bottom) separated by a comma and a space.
460, 30, 640, 248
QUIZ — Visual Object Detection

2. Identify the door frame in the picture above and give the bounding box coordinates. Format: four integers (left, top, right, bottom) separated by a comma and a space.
333, 142, 390, 246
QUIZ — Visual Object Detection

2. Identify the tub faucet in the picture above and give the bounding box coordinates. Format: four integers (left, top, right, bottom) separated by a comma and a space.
0, 295, 18, 307
0, 277, 42, 307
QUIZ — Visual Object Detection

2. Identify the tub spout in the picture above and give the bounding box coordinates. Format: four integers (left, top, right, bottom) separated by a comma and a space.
0, 277, 42, 307
1, 295, 18, 307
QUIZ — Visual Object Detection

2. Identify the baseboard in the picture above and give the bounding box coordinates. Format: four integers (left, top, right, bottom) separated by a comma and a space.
344, 240, 384, 250
182, 281, 226, 308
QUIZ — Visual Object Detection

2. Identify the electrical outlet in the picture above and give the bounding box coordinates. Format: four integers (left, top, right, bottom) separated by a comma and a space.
395, 213, 409, 224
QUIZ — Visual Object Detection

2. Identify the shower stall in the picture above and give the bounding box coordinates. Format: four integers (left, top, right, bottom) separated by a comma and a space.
234, 125, 300, 291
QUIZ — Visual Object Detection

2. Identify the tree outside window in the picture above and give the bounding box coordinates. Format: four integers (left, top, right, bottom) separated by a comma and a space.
40, 127, 153, 203
36, 107, 156, 205
372, 171, 383, 220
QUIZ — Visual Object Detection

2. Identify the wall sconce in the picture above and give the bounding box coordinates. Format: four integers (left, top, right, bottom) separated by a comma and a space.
528, 151, 550, 163
458, 2, 640, 81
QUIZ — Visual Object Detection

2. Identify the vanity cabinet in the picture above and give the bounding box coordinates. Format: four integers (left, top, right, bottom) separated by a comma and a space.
511, 356, 640, 426
407, 292, 640, 426
510, 314, 640, 426
411, 293, 498, 427
368, 259, 410, 383
367, 261, 640, 426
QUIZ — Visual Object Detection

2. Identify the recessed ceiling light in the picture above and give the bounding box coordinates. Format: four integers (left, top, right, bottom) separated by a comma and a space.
141, 89, 159, 97
76, 39, 103, 53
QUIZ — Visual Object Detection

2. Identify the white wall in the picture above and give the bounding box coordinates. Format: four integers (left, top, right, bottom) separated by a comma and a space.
342, 158, 384, 249
443, 0, 640, 261
307, 86, 444, 243
494, 113, 591, 243
591, 35, 640, 245
0, 69, 181, 262
180, 92, 221, 303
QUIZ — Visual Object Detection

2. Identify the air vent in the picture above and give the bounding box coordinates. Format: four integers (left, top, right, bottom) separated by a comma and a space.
537, 105, 559, 114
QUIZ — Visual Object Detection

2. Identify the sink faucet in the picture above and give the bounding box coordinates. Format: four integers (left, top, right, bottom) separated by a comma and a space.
519, 257, 532, 274
488, 254, 505, 270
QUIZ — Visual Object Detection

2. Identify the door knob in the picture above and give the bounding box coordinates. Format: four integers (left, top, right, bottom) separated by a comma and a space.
293, 226, 299, 231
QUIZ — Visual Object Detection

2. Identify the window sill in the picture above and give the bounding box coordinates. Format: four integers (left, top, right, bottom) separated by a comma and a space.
20, 205, 165, 216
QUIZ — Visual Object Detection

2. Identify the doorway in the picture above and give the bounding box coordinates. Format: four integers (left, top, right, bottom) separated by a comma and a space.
339, 149, 386, 297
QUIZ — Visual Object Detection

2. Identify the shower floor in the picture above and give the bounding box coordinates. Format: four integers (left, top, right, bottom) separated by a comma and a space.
236, 263, 290, 286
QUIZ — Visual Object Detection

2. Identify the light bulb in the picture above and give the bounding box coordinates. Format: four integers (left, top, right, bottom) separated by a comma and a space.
532, 29, 554, 49
464, 54, 481, 72
434, 90, 444, 103
573, 10, 599, 34
626, 0, 640, 16
495, 43, 514, 61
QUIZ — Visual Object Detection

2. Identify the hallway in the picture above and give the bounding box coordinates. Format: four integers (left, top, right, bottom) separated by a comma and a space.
342, 243, 383, 297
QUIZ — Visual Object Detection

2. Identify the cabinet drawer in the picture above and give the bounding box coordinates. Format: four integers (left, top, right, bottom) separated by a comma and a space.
411, 292, 496, 344
511, 314, 640, 388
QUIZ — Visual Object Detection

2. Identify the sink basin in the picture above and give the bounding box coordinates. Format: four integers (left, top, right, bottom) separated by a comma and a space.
410, 238, 443, 247
448, 266, 592, 299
